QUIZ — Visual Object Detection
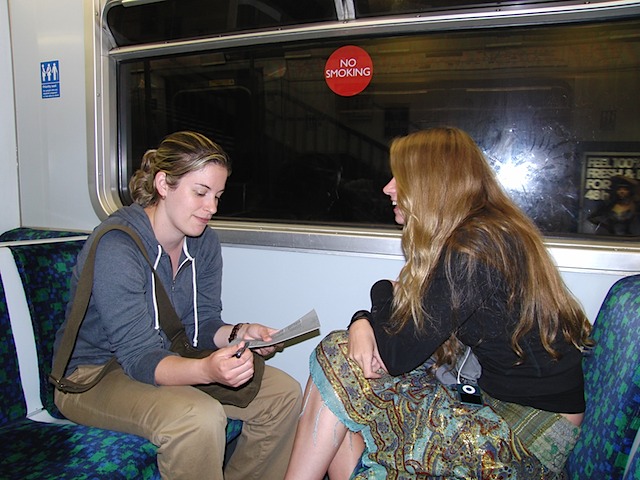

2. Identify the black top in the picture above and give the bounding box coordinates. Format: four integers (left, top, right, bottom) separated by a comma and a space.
365, 252, 585, 413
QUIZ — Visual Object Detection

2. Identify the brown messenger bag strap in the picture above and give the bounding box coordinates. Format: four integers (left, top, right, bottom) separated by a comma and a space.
49, 224, 184, 393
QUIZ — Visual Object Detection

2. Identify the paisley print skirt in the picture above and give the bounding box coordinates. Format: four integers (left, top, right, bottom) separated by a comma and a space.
310, 330, 579, 480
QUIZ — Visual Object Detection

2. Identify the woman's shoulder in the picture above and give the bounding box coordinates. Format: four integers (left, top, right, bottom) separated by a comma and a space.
80, 212, 157, 271
443, 241, 507, 296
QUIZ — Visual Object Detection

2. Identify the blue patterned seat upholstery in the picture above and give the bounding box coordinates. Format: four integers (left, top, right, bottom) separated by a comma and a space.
566, 274, 640, 479
624, 449, 640, 480
0, 227, 243, 478
0, 273, 27, 426
2, 264, 157, 479
0, 421, 160, 480
9, 240, 85, 418
0, 227, 84, 241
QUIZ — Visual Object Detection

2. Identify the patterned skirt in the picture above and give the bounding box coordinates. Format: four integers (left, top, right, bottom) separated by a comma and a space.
310, 330, 580, 480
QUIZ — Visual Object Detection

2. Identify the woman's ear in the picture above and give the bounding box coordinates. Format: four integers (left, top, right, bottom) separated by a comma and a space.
155, 171, 168, 199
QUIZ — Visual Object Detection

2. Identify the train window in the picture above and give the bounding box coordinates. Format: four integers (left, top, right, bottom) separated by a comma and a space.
114, 14, 640, 239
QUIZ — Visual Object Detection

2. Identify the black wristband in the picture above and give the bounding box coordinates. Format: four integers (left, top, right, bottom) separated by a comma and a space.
228, 323, 245, 343
348, 310, 372, 329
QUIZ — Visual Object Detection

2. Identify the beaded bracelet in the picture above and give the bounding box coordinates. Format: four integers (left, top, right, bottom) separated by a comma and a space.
228, 323, 245, 343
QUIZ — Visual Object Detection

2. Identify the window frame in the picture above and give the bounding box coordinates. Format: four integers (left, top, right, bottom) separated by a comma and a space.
89, 0, 640, 267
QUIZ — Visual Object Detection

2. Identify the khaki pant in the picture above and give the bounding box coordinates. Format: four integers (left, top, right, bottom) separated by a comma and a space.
55, 364, 302, 480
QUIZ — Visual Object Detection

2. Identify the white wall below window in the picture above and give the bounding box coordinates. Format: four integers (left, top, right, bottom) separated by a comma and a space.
220, 244, 627, 388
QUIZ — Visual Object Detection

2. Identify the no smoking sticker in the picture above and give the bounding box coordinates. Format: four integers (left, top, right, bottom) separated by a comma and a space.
324, 45, 373, 97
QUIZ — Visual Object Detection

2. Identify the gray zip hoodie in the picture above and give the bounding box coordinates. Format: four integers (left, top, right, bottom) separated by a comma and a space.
53, 203, 226, 385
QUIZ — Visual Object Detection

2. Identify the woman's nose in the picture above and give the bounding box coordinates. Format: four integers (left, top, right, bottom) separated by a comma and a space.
205, 198, 218, 215
383, 177, 396, 195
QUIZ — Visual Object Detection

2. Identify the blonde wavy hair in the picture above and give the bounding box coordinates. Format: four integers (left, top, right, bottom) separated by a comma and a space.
129, 131, 231, 207
389, 127, 592, 366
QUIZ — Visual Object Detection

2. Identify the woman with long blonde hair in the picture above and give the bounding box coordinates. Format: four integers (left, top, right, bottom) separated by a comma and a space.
285, 127, 591, 480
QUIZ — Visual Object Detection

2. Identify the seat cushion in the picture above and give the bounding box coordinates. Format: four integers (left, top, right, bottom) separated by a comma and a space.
0, 416, 241, 479
0, 419, 160, 480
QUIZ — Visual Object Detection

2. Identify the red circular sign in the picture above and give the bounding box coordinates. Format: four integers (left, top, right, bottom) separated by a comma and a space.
324, 45, 373, 97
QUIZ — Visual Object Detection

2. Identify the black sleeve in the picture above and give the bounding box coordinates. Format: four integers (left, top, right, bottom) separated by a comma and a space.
370, 254, 494, 376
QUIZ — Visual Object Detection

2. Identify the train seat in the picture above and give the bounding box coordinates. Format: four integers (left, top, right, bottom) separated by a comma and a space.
0, 227, 242, 479
566, 274, 640, 479
0, 246, 159, 479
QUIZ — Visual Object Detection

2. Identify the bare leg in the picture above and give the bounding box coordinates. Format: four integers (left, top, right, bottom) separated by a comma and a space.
284, 378, 364, 480
327, 430, 365, 480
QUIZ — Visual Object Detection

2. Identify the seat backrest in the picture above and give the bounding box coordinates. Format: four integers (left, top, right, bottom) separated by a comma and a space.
7, 237, 86, 418
624, 447, 640, 480
566, 274, 640, 479
0, 228, 84, 242
0, 270, 28, 426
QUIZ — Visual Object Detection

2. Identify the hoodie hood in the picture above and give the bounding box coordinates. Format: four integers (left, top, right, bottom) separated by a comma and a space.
106, 203, 159, 253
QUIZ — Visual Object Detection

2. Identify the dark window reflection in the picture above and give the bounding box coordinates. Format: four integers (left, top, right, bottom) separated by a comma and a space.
355, 0, 568, 17
118, 17, 640, 239
106, 0, 336, 47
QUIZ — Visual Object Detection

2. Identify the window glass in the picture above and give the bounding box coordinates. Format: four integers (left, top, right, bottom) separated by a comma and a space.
118, 17, 640, 238
106, 0, 336, 47
354, 0, 565, 17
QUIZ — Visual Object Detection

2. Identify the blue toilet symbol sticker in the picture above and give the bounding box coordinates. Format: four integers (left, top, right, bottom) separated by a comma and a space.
41, 60, 60, 99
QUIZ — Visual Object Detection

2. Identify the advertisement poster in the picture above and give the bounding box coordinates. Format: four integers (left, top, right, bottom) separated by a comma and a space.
580, 152, 640, 236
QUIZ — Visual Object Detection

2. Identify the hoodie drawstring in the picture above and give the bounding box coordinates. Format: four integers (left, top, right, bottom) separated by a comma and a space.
151, 245, 162, 332
150, 241, 200, 347
182, 240, 199, 347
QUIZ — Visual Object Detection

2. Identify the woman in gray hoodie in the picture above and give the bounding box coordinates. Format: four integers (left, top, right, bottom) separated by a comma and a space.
53, 131, 302, 480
